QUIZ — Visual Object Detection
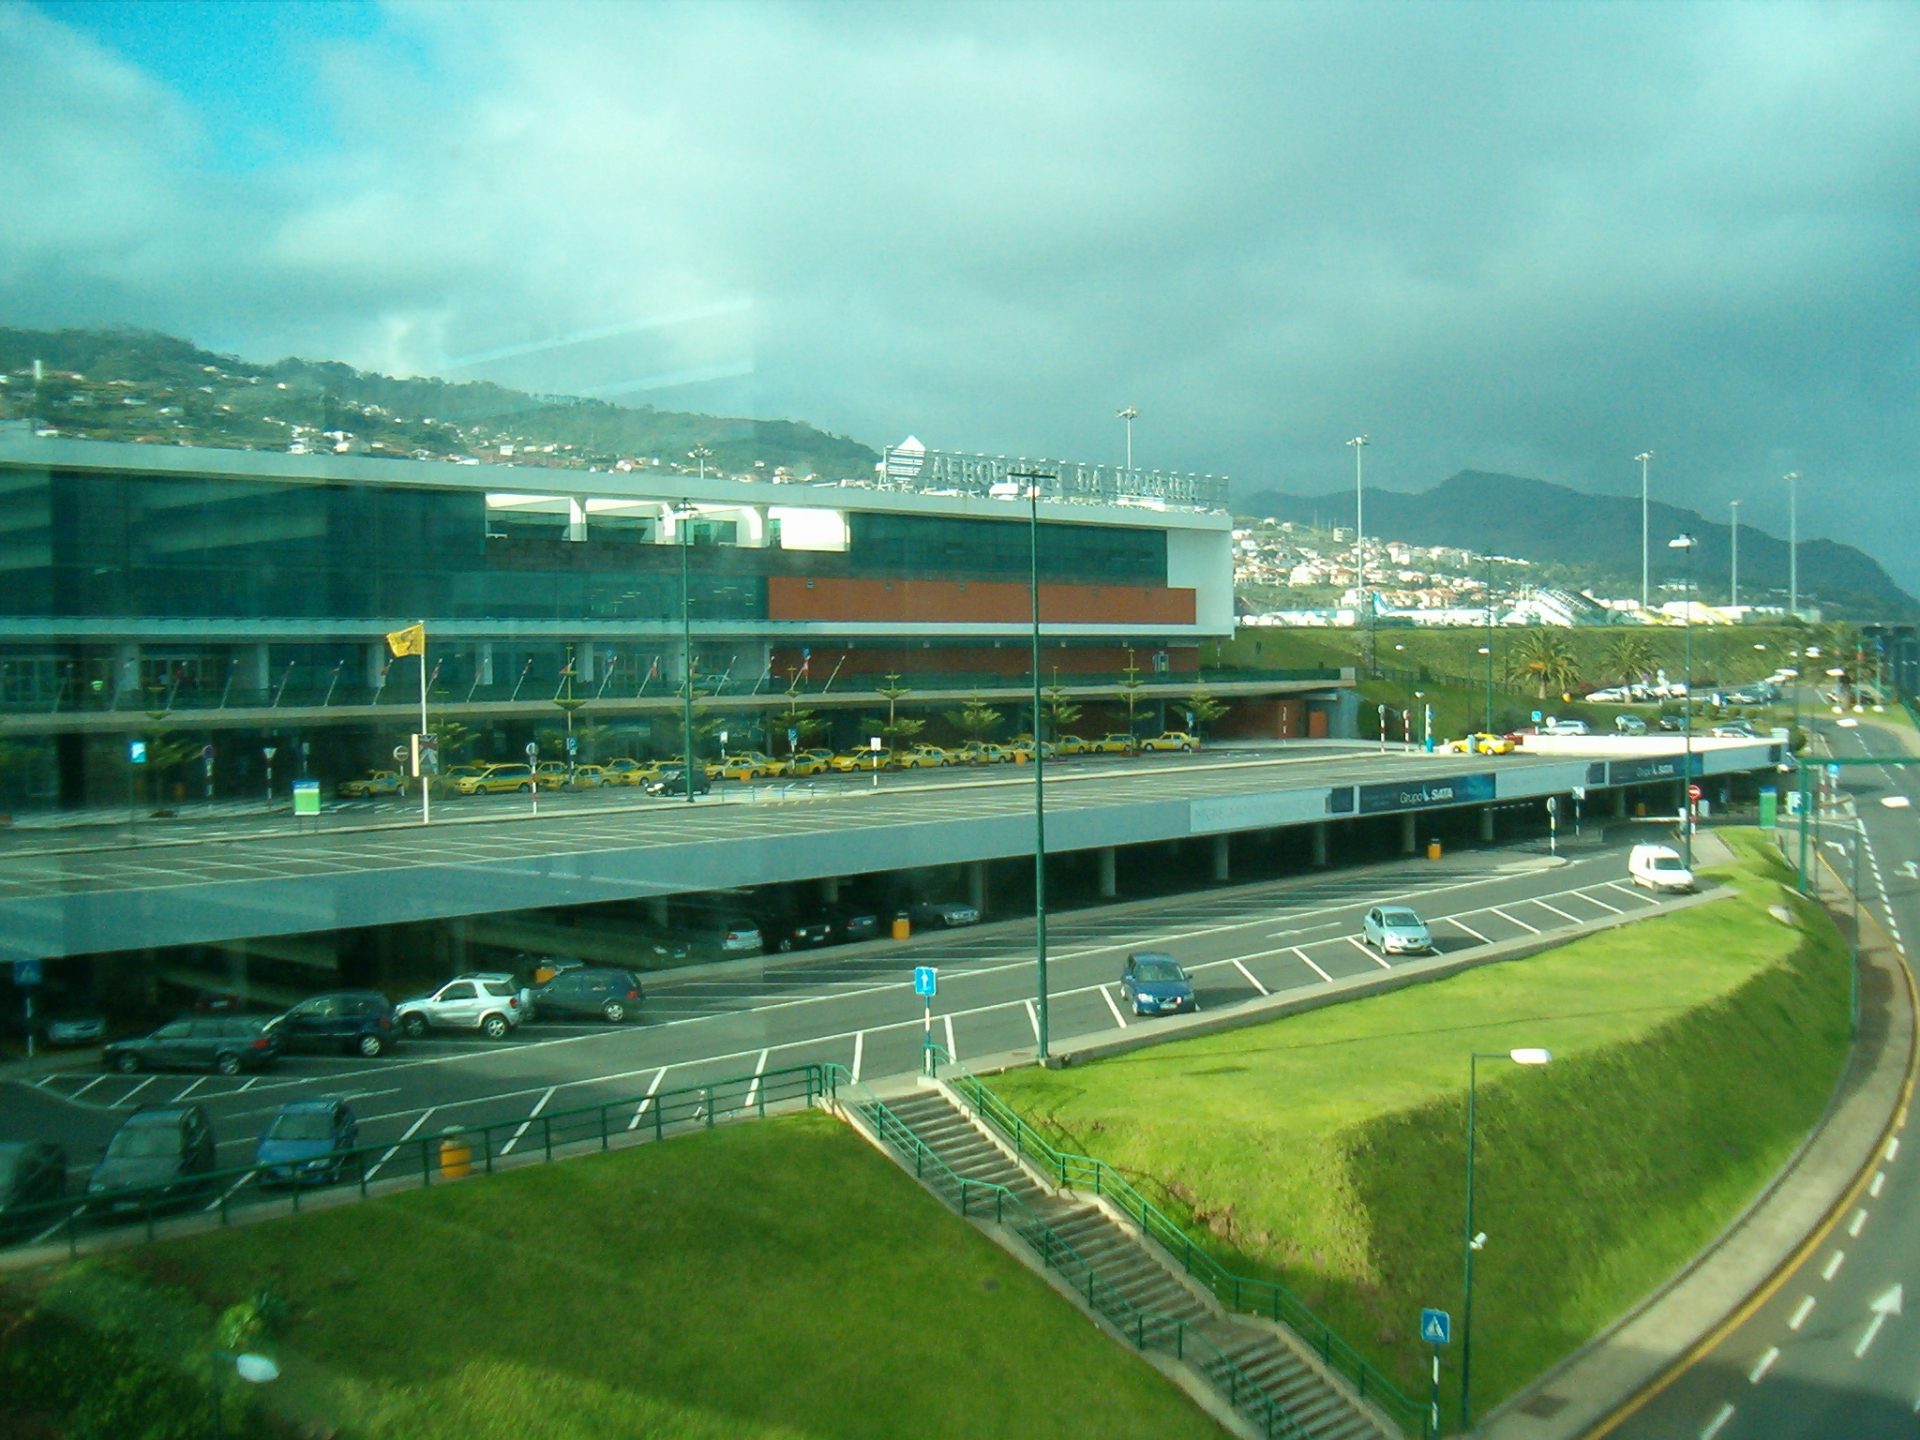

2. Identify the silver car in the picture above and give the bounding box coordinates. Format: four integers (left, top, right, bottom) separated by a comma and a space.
1362, 906, 1433, 955
394, 975, 523, 1040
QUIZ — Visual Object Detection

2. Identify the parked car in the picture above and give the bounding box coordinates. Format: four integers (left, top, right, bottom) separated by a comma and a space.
103, 1017, 280, 1076
909, 899, 980, 928
565, 764, 613, 788
1053, 734, 1093, 756
713, 752, 779, 781
1119, 951, 1195, 1017
255, 1098, 359, 1187
1584, 687, 1628, 703
394, 976, 523, 1039
86, 1105, 215, 1216
3, 989, 107, 1048
1361, 905, 1433, 955
644, 764, 712, 797
266, 991, 397, 1058
1657, 712, 1688, 732
455, 763, 536, 795
781, 751, 830, 776
336, 770, 406, 798
1540, 718, 1590, 736
1139, 731, 1200, 752
1712, 720, 1760, 739
1614, 714, 1649, 735
603, 758, 663, 786
956, 742, 1013, 765
763, 914, 835, 952
1629, 843, 1696, 893
895, 745, 953, 769
434, 763, 488, 793
535, 762, 570, 784
828, 749, 886, 772
523, 966, 645, 1023
1447, 733, 1515, 755
0, 1140, 67, 1238
827, 904, 883, 943
1089, 734, 1139, 754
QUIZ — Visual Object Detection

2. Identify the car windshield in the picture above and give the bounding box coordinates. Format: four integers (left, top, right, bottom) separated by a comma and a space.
1652, 856, 1687, 872
1134, 959, 1184, 983
267, 1112, 336, 1142
1381, 910, 1422, 927
108, 1126, 179, 1159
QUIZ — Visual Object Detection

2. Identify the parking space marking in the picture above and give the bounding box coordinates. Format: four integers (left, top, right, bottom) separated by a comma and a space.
1605, 881, 1658, 904
944, 1014, 956, 1061
1872, 1171, 1886, 1197
1533, 899, 1582, 924
1024, 998, 1040, 1041
626, 1068, 669, 1130
68, 1074, 112, 1099
1231, 958, 1269, 996
743, 1049, 770, 1109
1848, 1208, 1868, 1238
499, 1086, 556, 1156
1289, 946, 1334, 983
1701, 1402, 1736, 1440
367, 1107, 434, 1181
1441, 917, 1490, 943
1101, 986, 1129, 1028
1489, 907, 1540, 935
850, 1032, 864, 1083
206, 1172, 253, 1213
1573, 889, 1623, 914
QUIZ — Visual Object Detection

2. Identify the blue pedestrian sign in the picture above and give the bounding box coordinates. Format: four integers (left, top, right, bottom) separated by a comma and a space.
1828, 763, 1841, 782
913, 966, 938, 998
12, 958, 42, 987
1419, 1308, 1451, 1345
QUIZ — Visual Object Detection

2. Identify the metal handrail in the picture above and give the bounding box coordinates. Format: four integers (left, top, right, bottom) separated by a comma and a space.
927, 1044, 1430, 1438
820, 1065, 1313, 1440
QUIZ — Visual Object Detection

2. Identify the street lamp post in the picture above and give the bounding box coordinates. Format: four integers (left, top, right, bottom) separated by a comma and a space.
689, 445, 713, 482
1670, 534, 1697, 869
1483, 553, 1496, 733
677, 501, 698, 803
1117, 405, 1138, 470
1349, 434, 1371, 675
1785, 471, 1800, 618
1636, 451, 1654, 612
1462, 1046, 1552, 1430
1729, 498, 1740, 607
1013, 468, 1055, 1064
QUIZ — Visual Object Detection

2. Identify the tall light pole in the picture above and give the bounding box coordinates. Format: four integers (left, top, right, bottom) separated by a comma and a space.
1483, 553, 1496, 732
1462, 1046, 1552, 1430
689, 445, 713, 482
1012, 468, 1055, 1064
1785, 471, 1800, 618
676, 500, 698, 803
1117, 405, 1138, 470
1349, 434, 1370, 674
1635, 451, 1654, 612
1729, 499, 1740, 607
1670, 533, 1696, 869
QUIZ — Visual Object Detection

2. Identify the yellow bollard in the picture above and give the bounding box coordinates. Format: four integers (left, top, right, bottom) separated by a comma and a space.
438, 1128, 472, 1179
1427, 840, 1443, 862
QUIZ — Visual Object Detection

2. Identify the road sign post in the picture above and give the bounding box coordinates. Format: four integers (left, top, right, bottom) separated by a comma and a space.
1419, 1308, 1450, 1435
1545, 795, 1558, 856
914, 966, 938, 1074
13, 958, 41, 1062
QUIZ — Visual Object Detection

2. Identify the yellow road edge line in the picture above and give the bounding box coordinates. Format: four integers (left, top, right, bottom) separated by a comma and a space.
1578, 871, 1919, 1440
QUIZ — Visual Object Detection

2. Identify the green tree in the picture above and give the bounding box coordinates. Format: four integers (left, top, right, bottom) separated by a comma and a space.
875, 672, 926, 749
943, 692, 1003, 744
1040, 685, 1082, 739
1115, 653, 1146, 736
1506, 629, 1581, 700
774, 689, 831, 757
1603, 631, 1660, 687
1181, 686, 1229, 738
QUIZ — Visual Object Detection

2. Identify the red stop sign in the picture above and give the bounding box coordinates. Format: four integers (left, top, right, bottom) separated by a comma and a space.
1688, 784, 1703, 801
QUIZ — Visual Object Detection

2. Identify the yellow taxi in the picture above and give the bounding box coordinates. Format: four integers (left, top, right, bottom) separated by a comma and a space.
781, 751, 830, 777
1053, 734, 1093, 756
828, 749, 886, 772
1139, 731, 1200, 752
1087, 734, 1139, 755
336, 770, 406, 798
714, 752, 779, 781
895, 745, 953, 769
454, 763, 537, 795
1447, 733, 1516, 756
565, 764, 612, 789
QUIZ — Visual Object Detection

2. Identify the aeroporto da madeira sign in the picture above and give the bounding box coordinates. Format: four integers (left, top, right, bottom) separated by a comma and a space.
881, 441, 1229, 511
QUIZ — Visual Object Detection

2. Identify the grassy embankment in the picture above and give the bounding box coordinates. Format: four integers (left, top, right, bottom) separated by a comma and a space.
0, 1112, 1226, 1440
990, 830, 1851, 1428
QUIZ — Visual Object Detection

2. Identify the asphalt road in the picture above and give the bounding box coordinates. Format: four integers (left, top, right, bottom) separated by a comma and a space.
1605, 713, 1920, 1440
5, 831, 1683, 1239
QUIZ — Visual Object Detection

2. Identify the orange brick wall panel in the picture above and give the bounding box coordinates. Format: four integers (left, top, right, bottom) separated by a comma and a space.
767, 576, 1195, 625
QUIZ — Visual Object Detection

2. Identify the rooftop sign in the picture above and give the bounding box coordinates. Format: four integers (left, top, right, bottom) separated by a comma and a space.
881, 443, 1228, 511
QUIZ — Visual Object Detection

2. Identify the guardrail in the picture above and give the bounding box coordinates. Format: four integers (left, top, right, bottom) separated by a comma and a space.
3, 1063, 825, 1259
927, 1045, 1429, 1439
820, 1064, 1315, 1440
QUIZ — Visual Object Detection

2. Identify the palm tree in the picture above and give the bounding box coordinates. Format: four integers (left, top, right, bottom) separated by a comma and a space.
1507, 629, 1581, 700
1603, 631, 1661, 688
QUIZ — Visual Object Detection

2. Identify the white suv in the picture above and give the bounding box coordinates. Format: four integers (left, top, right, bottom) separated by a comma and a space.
1540, 717, 1590, 736
395, 975, 524, 1039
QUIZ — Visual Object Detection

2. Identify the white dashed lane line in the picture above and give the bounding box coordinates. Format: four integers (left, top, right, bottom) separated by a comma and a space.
1748, 1346, 1779, 1384
1701, 1401, 1736, 1440
1823, 1250, 1846, 1281
1788, 1296, 1815, 1331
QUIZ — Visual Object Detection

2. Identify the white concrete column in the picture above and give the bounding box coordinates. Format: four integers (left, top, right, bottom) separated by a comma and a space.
241, 643, 271, 694
576, 644, 595, 684
1212, 834, 1231, 881
1401, 812, 1418, 855
1310, 823, 1329, 866
475, 642, 495, 687
1098, 847, 1117, 899
1614, 787, 1629, 818
968, 862, 987, 915
818, 876, 841, 903
366, 642, 388, 689
1479, 807, 1496, 842
114, 642, 141, 702
566, 496, 588, 542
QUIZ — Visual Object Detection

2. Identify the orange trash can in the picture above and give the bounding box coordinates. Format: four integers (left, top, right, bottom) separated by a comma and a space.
1427, 840, 1443, 861
891, 915, 911, 941
438, 1128, 472, 1179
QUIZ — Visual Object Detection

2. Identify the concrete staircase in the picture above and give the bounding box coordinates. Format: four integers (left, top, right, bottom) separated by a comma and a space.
862, 1087, 1401, 1440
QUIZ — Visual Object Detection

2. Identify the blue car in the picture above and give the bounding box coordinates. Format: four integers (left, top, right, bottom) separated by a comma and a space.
1119, 951, 1195, 1017
255, 1098, 359, 1187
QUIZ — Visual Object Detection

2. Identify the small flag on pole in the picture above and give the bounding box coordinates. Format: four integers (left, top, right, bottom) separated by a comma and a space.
386, 623, 426, 657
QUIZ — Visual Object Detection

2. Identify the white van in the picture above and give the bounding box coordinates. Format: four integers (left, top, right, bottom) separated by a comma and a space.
1629, 843, 1695, 893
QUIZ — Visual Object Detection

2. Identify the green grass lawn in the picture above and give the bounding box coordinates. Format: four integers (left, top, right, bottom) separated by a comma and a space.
989, 830, 1851, 1427
1, 1112, 1226, 1440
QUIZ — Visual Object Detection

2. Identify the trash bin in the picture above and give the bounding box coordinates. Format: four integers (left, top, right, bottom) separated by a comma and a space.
891, 914, 912, 941
438, 1127, 472, 1179
1634, 801, 1647, 817
1427, 840, 1443, 861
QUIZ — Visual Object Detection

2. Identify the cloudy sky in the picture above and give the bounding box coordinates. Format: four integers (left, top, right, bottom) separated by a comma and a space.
5, 1, 1918, 580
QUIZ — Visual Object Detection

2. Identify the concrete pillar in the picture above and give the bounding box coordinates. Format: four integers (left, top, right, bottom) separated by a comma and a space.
817, 876, 841, 903
968, 861, 988, 915
475, 641, 495, 688
1212, 833, 1230, 881
1401, 812, 1418, 855
1310, 823, 1329, 866
647, 899, 670, 927
1098, 846, 1117, 899
1479, 807, 1496, 842
114, 641, 141, 702
1614, 787, 1629, 818
241, 642, 271, 695
445, 917, 469, 976
567, 496, 588, 542
366, 642, 388, 690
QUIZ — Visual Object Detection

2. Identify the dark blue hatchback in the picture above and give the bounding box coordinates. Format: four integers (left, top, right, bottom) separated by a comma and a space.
1119, 950, 1195, 1017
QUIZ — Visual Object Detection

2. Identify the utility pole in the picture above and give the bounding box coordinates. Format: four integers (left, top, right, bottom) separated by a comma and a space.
1635, 451, 1654, 612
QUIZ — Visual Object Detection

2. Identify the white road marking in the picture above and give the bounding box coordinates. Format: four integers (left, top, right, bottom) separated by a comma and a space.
1024, 998, 1039, 1040
1823, 1250, 1846, 1281
68, 1074, 112, 1099
1101, 986, 1129, 1028
1346, 936, 1392, 969
119, 1076, 157, 1104
943, 1014, 956, 1061
1290, 947, 1334, 983
625, 1068, 669, 1129
1533, 899, 1583, 924
1575, 889, 1623, 914
1232, 958, 1270, 995
205, 1172, 253, 1213
1788, 1295, 1816, 1331
172, 1076, 208, 1102
743, 1049, 769, 1109
1889, 1137, 1901, 1162
1605, 880, 1656, 902
1490, 906, 1541, 934
1748, 1346, 1779, 1384
1701, 1401, 1736, 1440
849, 1031, 864, 1083
367, 1107, 435, 1180
1856, 1311, 1889, 1358
499, 1086, 557, 1156
1849, 1208, 1868, 1238
1871, 1171, 1885, 1197
1442, 916, 1491, 944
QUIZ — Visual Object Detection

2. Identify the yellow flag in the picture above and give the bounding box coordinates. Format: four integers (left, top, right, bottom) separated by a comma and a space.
386, 623, 426, 658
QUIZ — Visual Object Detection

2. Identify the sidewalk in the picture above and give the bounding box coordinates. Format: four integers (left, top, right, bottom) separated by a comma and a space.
1477, 747, 1917, 1439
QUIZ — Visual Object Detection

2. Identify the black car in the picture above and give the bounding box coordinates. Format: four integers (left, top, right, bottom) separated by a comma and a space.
267, 990, 398, 1058
524, 966, 645, 1023
103, 1017, 280, 1076
86, 1105, 215, 1215
643, 765, 712, 797
764, 914, 835, 952
0, 1140, 67, 1238
828, 905, 883, 943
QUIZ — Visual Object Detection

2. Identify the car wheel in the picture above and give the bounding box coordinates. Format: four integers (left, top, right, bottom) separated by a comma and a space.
778, 937, 795, 952
401, 1013, 428, 1039
602, 1000, 627, 1023
357, 1033, 384, 1058
481, 1013, 510, 1040
112, 1050, 139, 1074
1181, 743, 1193, 752
215, 1052, 241, 1076
518, 783, 533, 794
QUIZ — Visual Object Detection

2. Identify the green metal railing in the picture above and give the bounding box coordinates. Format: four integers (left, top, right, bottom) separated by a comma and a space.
820, 1065, 1316, 1440
927, 1045, 1430, 1439
5, 1063, 825, 1259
